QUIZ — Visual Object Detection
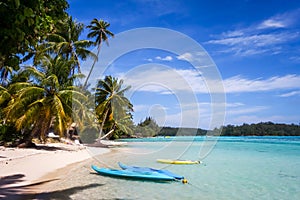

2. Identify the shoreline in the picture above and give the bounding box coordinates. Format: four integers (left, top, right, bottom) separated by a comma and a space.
0, 143, 111, 200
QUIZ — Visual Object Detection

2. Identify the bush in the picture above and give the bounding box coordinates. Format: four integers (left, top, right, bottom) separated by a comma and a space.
0, 124, 22, 145
80, 127, 98, 144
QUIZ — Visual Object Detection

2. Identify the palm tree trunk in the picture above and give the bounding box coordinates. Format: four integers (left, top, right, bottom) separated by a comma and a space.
97, 107, 109, 139
18, 128, 35, 148
83, 46, 101, 88
99, 128, 115, 140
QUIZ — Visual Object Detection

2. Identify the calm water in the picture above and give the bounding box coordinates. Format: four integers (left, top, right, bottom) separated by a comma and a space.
52, 136, 300, 200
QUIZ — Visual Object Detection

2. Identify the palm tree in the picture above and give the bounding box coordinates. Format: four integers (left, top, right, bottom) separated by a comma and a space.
0, 56, 20, 86
0, 85, 11, 104
101, 111, 134, 140
0, 85, 12, 126
47, 17, 96, 75
38, 54, 86, 87
3, 67, 87, 145
83, 19, 114, 88
0, 66, 13, 86
95, 76, 133, 140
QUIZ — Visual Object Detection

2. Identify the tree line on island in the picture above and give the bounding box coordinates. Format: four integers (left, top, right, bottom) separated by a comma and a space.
155, 121, 300, 137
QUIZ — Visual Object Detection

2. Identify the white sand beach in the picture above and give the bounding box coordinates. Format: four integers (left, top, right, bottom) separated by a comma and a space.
0, 143, 110, 199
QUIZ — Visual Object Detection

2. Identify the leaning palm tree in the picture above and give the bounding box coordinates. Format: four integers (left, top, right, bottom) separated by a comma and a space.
3, 67, 88, 145
100, 109, 134, 140
95, 75, 133, 140
83, 19, 114, 88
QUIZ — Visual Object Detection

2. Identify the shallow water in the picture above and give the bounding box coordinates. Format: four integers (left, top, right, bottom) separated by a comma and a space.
50, 136, 300, 200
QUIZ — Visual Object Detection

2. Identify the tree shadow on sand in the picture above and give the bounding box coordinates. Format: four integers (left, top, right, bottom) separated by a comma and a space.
0, 174, 107, 200
33, 183, 106, 200
33, 145, 77, 151
0, 174, 27, 186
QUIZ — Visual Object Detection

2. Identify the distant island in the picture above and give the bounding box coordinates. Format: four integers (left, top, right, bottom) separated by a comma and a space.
122, 117, 300, 138
153, 122, 300, 137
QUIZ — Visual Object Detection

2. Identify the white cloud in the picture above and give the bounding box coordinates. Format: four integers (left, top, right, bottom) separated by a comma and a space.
226, 102, 245, 107
176, 52, 194, 62
146, 58, 153, 62
133, 104, 150, 112
123, 65, 300, 94
206, 9, 300, 56
176, 52, 209, 62
279, 90, 300, 97
289, 56, 300, 63
208, 33, 293, 47
258, 9, 300, 29
121, 65, 300, 94
227, 106, 268, 115
119, 65, 205, 94
155, 56, 173, 61
223, 74, 300, 93
258, 19, 286, 29
207, 32, 299, 56
222, 30, 244, 37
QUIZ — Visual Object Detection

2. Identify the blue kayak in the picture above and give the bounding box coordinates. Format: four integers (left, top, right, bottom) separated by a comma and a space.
91, 165, 175, 181
118, 162, 184, 180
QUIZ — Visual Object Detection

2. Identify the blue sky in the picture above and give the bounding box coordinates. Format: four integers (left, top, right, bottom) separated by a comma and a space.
68, 0, 300, 129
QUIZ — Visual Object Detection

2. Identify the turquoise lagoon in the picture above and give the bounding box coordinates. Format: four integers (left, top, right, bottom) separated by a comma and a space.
57, 136, 300, 200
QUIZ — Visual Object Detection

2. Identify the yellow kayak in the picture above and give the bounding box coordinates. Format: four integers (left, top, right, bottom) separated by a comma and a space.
157, 159, 201, 165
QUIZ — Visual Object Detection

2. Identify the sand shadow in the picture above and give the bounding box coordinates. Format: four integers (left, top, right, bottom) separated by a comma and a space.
0, 174, 59, 199
0, 174, 27, 186
32, 183, 105, 200
84, 142, 110, 148
33, 145, 75, 151
0, 174, 105, 200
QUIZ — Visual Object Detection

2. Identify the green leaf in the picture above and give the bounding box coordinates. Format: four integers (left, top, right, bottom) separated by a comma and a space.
14, 0, 20, 9
27, 18, 34, 26
24, 7, 33, 17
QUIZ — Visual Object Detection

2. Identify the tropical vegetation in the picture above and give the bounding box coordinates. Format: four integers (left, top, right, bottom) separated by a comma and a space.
84, 19, 114, 88
135, 117, 160, 137
156, 122, 300, 137
94, 75, 133, 140
0, 0, 132, 147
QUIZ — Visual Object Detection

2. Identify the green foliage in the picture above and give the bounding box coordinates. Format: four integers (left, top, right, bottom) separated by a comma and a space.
46, 16, 95, 75
87, 19, 114, 46
157, 127, 207, 137
154, 122, 300, 137
0, 1, 120, 146
135, 117, 160, 137
1, 65, 89, 144
220, 122, 300, 136
95, 76, 134, 140
79, 127, 98, 144
0, 123, 22, 145
84, 19, 114, 88
0, 0, 69, 73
